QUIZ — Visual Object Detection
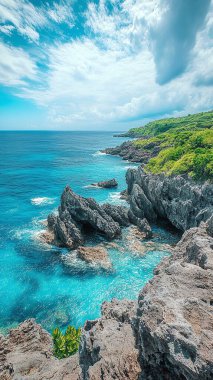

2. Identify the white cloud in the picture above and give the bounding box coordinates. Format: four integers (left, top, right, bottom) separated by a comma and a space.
0, 41, 36, 85
0, 0, 212, 129
0, 0, 74, 42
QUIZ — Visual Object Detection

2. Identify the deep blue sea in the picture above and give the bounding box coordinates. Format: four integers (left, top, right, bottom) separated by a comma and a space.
0, 131, 178, 332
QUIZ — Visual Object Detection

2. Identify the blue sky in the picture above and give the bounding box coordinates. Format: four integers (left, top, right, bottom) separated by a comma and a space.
0, 0, 212, 130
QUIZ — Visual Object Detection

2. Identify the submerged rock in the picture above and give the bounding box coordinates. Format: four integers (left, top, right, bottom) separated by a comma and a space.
91, 178, 118, 188
76, 246, 112, 271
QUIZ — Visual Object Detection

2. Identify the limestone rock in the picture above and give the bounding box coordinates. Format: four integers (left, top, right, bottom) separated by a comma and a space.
126, 166, 213, 231
80, 299, 141, 380
0, 319, 81, 380
135, 225, 213, 380
76, 246, 112, 270
137, 218, 152, 238
46, 186, 123, 249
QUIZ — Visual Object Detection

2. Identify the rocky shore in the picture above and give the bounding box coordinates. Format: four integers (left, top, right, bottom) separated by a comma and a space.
1, 165, 213, 379
1, 216, 213, 379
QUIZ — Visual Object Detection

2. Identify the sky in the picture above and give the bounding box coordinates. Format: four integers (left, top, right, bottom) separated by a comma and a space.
0, 0, 212, 131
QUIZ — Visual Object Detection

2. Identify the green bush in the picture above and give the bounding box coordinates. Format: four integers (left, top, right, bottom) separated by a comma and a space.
52, 325, 81, 359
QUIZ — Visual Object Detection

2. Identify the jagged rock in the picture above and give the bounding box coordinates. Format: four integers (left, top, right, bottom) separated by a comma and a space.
101, 299, 137, 323
91, 178, 118, 188
135, 225, 213, 380
102, 141, 157, 163
102, 204, 130, 226
129, 184, 157, 222
126, 167, 213, 231
120, 189, 129, 200
137, 218, 152, 238
45, 186, 124, 249
76, 246, 112, 270
207, 214, 213, 237
0, 319, 81, 380
80, 299, 141, 380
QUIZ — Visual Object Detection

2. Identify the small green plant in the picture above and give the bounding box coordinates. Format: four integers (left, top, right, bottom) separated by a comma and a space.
52, 325, 81, 359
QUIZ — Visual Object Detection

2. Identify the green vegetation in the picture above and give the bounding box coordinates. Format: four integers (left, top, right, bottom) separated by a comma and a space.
127, 110, 213, 137
52, 325, 81, 359
130, 110, 213, 181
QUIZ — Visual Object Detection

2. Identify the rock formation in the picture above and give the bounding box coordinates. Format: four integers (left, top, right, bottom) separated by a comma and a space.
79, 299, 141, 380
44, 186, 131, 249
1, 200, 213, 380
126, 166, 213, 231
91, 178, 118, 188
0, 319, 81, 380
135, 221, 213, 380
102, 141, 156, 163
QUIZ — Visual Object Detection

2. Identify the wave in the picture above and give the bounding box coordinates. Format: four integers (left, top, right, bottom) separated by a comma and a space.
124, 165, 138, 170
92, 151, 106, 157
31, 197, 56, 206
105, 192, 127, 205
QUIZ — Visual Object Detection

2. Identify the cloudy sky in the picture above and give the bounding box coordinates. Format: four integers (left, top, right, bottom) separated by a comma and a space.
0, 0, 212, 130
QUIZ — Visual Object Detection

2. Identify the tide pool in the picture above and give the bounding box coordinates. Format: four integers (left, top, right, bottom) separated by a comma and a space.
0, 131, 178, 332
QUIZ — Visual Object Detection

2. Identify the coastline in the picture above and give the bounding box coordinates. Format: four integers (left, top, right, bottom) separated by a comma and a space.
1, 132, 213, 379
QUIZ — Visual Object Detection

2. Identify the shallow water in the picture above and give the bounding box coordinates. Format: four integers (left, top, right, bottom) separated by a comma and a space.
0, 131, 179, 332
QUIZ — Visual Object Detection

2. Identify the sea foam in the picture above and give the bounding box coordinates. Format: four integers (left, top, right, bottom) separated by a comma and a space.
31, 197, 55, 206
92, 151, 106, 157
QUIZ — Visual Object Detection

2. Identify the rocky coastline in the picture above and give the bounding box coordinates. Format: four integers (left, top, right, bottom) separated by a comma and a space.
1, 157, 213, 379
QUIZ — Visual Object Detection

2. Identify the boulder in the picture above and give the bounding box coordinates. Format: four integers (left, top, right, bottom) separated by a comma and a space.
91, 178, 118, 188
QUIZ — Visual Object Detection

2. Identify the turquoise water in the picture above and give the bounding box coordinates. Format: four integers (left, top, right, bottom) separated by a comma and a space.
0, 131, 178, 332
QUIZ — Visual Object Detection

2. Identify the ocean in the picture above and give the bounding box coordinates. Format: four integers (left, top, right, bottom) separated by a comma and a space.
0, 131, 178, 332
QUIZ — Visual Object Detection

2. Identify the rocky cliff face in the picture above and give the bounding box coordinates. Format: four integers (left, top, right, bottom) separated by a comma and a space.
126, 166, 213, 231
135, 221, 213, 380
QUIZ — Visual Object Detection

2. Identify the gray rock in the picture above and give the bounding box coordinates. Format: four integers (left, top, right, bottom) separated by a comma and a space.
45, 186, 124, 249
207, 214, 213, 237
135, 225, 213, 380
126, 167, 213, 231
137, 218, 152, 238
80, 299, 141, 380
0, 319, 81, 380
102, 204, 130, 226
91, 178, 118, 188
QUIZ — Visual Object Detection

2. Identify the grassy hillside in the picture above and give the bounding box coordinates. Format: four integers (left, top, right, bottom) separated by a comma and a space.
129, 110, 213, 181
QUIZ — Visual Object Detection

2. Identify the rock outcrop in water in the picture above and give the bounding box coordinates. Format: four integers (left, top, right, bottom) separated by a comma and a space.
91, 178, 118, 188
102, 141, 156, 163
44, 186, 130, 249
126, 166, 213, 231
76, 246, 112, 271
2, 190, 213, 379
